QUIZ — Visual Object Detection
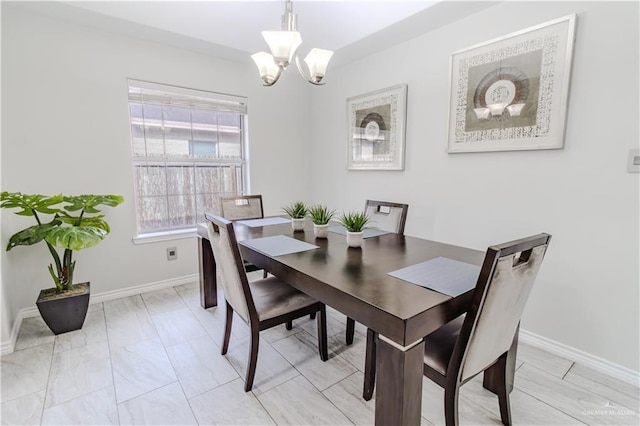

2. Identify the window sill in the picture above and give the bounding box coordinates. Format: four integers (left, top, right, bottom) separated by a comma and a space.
132, 228, 197, 245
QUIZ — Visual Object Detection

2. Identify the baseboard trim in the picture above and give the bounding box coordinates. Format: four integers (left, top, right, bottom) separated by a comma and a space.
0, 274, 198, 355
519, 329, 639, 386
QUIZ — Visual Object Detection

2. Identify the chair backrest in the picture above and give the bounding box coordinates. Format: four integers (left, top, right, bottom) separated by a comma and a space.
456, 233, 551, 382
204, 213, 257, 324
221, 195, 264, 221
364, 200, 409, 234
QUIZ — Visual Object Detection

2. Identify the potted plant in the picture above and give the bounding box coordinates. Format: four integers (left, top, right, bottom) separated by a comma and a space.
308, 205, 336, 238
283, 201, 308, 231
1, 192, 124, 334
339, 211, 370, 248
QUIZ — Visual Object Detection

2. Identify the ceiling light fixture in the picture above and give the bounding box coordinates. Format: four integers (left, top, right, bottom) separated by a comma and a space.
251, 0, 333, 87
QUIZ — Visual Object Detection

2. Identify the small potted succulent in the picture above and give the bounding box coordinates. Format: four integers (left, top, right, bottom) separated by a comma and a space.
308, 204, 336, 238
1, 192, 124, 334
339, 211, 370, 248
282, 201, 308, 231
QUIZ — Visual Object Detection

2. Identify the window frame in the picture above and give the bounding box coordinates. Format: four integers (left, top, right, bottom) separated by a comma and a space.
127, 79, 249, 238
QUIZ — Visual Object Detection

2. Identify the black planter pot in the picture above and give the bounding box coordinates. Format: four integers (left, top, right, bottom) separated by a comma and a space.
36, 282, 90, 335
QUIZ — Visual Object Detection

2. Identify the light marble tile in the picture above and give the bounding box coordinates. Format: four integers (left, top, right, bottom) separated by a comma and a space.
327, 333, 367, 372
141, 287, 186, 314
326, 308, 367, 337
175, 282, 201, 311
1, 342, 53, 403
0, 390, 44, 425
298, 313, 345, 340
515, 363, 640, 425
564, 363, 640, 412
462, 375, 587, 425
150, 307, 208, 348
258, 375, 353, 425
517, 341, 574, 378
111, 337, 177, 403
166, 335, 238, 398
189, 378, 275, 425
118, 382, 197, 425
54, 309, 107, 353
104, 295, 158, 349
14, 316, 55, 351
261, 320, 304, 344
45, 339, 112, 408
272, 331, 357, 391
225, 335, 299, 395
41, 386, 118, 425
87, 302, 104, 312
323, 372, 376, 426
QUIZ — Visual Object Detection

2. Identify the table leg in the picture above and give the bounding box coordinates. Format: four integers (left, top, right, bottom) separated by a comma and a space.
483, 324, 519, 394
375, 335, 424, 426
198, 236, 217, 309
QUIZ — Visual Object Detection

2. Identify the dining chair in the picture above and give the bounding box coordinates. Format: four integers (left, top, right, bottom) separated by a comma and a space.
205, 213, 329, 392
365, 233, 552, 426
220, 194, 267, 278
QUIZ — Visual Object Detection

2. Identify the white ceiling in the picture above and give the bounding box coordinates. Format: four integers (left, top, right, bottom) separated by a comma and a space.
8, 1, 501, 66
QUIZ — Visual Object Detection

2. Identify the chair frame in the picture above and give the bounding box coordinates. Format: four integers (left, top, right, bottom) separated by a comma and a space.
220, 194, 267, 278
206, 213, 328, 392
364, 199, 409, 235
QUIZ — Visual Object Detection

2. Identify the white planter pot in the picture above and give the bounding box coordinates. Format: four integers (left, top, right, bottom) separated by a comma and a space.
346, 231, 364, 248
313, 223, 329, 238
291, 218, 306, 231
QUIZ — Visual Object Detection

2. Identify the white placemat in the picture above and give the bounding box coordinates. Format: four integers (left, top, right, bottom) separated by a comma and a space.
388, 257, 480, 297
328, 225, 390, 238
236, 217, 291, 227
239, 235, 318, 257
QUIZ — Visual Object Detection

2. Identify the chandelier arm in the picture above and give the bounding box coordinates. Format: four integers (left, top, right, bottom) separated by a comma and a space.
263, 67, 285, 87
294, 54, 324, 86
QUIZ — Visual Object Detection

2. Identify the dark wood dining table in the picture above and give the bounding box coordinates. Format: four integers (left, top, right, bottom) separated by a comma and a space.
196, 219, 517, 425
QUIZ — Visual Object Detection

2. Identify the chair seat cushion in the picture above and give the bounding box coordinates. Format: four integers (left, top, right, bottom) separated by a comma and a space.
251, 277, 317, 322
423, 315, 465, 376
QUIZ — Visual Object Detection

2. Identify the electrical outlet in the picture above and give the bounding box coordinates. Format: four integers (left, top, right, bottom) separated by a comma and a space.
167, 247, 177, 260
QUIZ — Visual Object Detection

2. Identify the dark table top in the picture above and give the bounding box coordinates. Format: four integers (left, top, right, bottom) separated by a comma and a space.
199, 220, 484, 346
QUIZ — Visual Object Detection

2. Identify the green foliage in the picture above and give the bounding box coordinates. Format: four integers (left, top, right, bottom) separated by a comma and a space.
339, 211, 370, 232
1, 191, 124, 292
308, 205, 336, 225
282, 201, 308, 219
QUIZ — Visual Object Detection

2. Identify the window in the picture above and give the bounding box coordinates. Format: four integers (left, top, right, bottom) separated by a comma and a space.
127, 80, 248, 234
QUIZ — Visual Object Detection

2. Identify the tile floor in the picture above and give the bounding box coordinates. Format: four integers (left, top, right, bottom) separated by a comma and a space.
2, 272, 639, 425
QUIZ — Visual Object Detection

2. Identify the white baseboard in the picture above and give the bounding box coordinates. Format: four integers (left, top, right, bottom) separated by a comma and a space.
519, 329, 640, 387
0, 274, 198, 355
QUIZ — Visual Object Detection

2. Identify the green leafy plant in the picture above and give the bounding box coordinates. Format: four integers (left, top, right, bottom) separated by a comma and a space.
282, 201, 308, 219
339, 211, 370, 232
308, 205, 336, 225
1, 192, 124, 292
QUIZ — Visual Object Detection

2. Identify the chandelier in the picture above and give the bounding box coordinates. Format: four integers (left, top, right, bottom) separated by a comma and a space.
251, 0, 333, 87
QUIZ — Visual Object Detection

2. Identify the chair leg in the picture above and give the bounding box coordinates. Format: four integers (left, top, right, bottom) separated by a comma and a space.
444, 381, 461, 426
221, 301, 233, 355
494, 352, 512, 425
362, 328, 377, 401
244, 326, 260, 392
317, 305, 328, 361
346, 317, 355, 345
262, 270, 268, 278
285, 320, 293, 330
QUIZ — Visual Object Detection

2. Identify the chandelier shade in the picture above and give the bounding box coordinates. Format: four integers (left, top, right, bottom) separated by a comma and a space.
252, 0, 333, 87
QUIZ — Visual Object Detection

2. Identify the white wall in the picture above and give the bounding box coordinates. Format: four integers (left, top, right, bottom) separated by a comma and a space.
310, 1, 639, 371
0, 6, 312, 343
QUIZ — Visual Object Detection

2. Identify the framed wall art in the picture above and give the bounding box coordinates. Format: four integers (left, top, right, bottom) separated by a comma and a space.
447, 14, 576, 153
347, 84, 407, 170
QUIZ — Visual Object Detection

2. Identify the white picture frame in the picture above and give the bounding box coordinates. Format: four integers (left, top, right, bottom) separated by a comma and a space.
447, 14, 576, 153
347, 84, 407, 170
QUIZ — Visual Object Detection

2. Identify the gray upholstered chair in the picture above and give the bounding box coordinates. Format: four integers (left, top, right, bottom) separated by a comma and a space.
220, 195, 267, 278
365, 233, 551, 426
205, 213, 328, 392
